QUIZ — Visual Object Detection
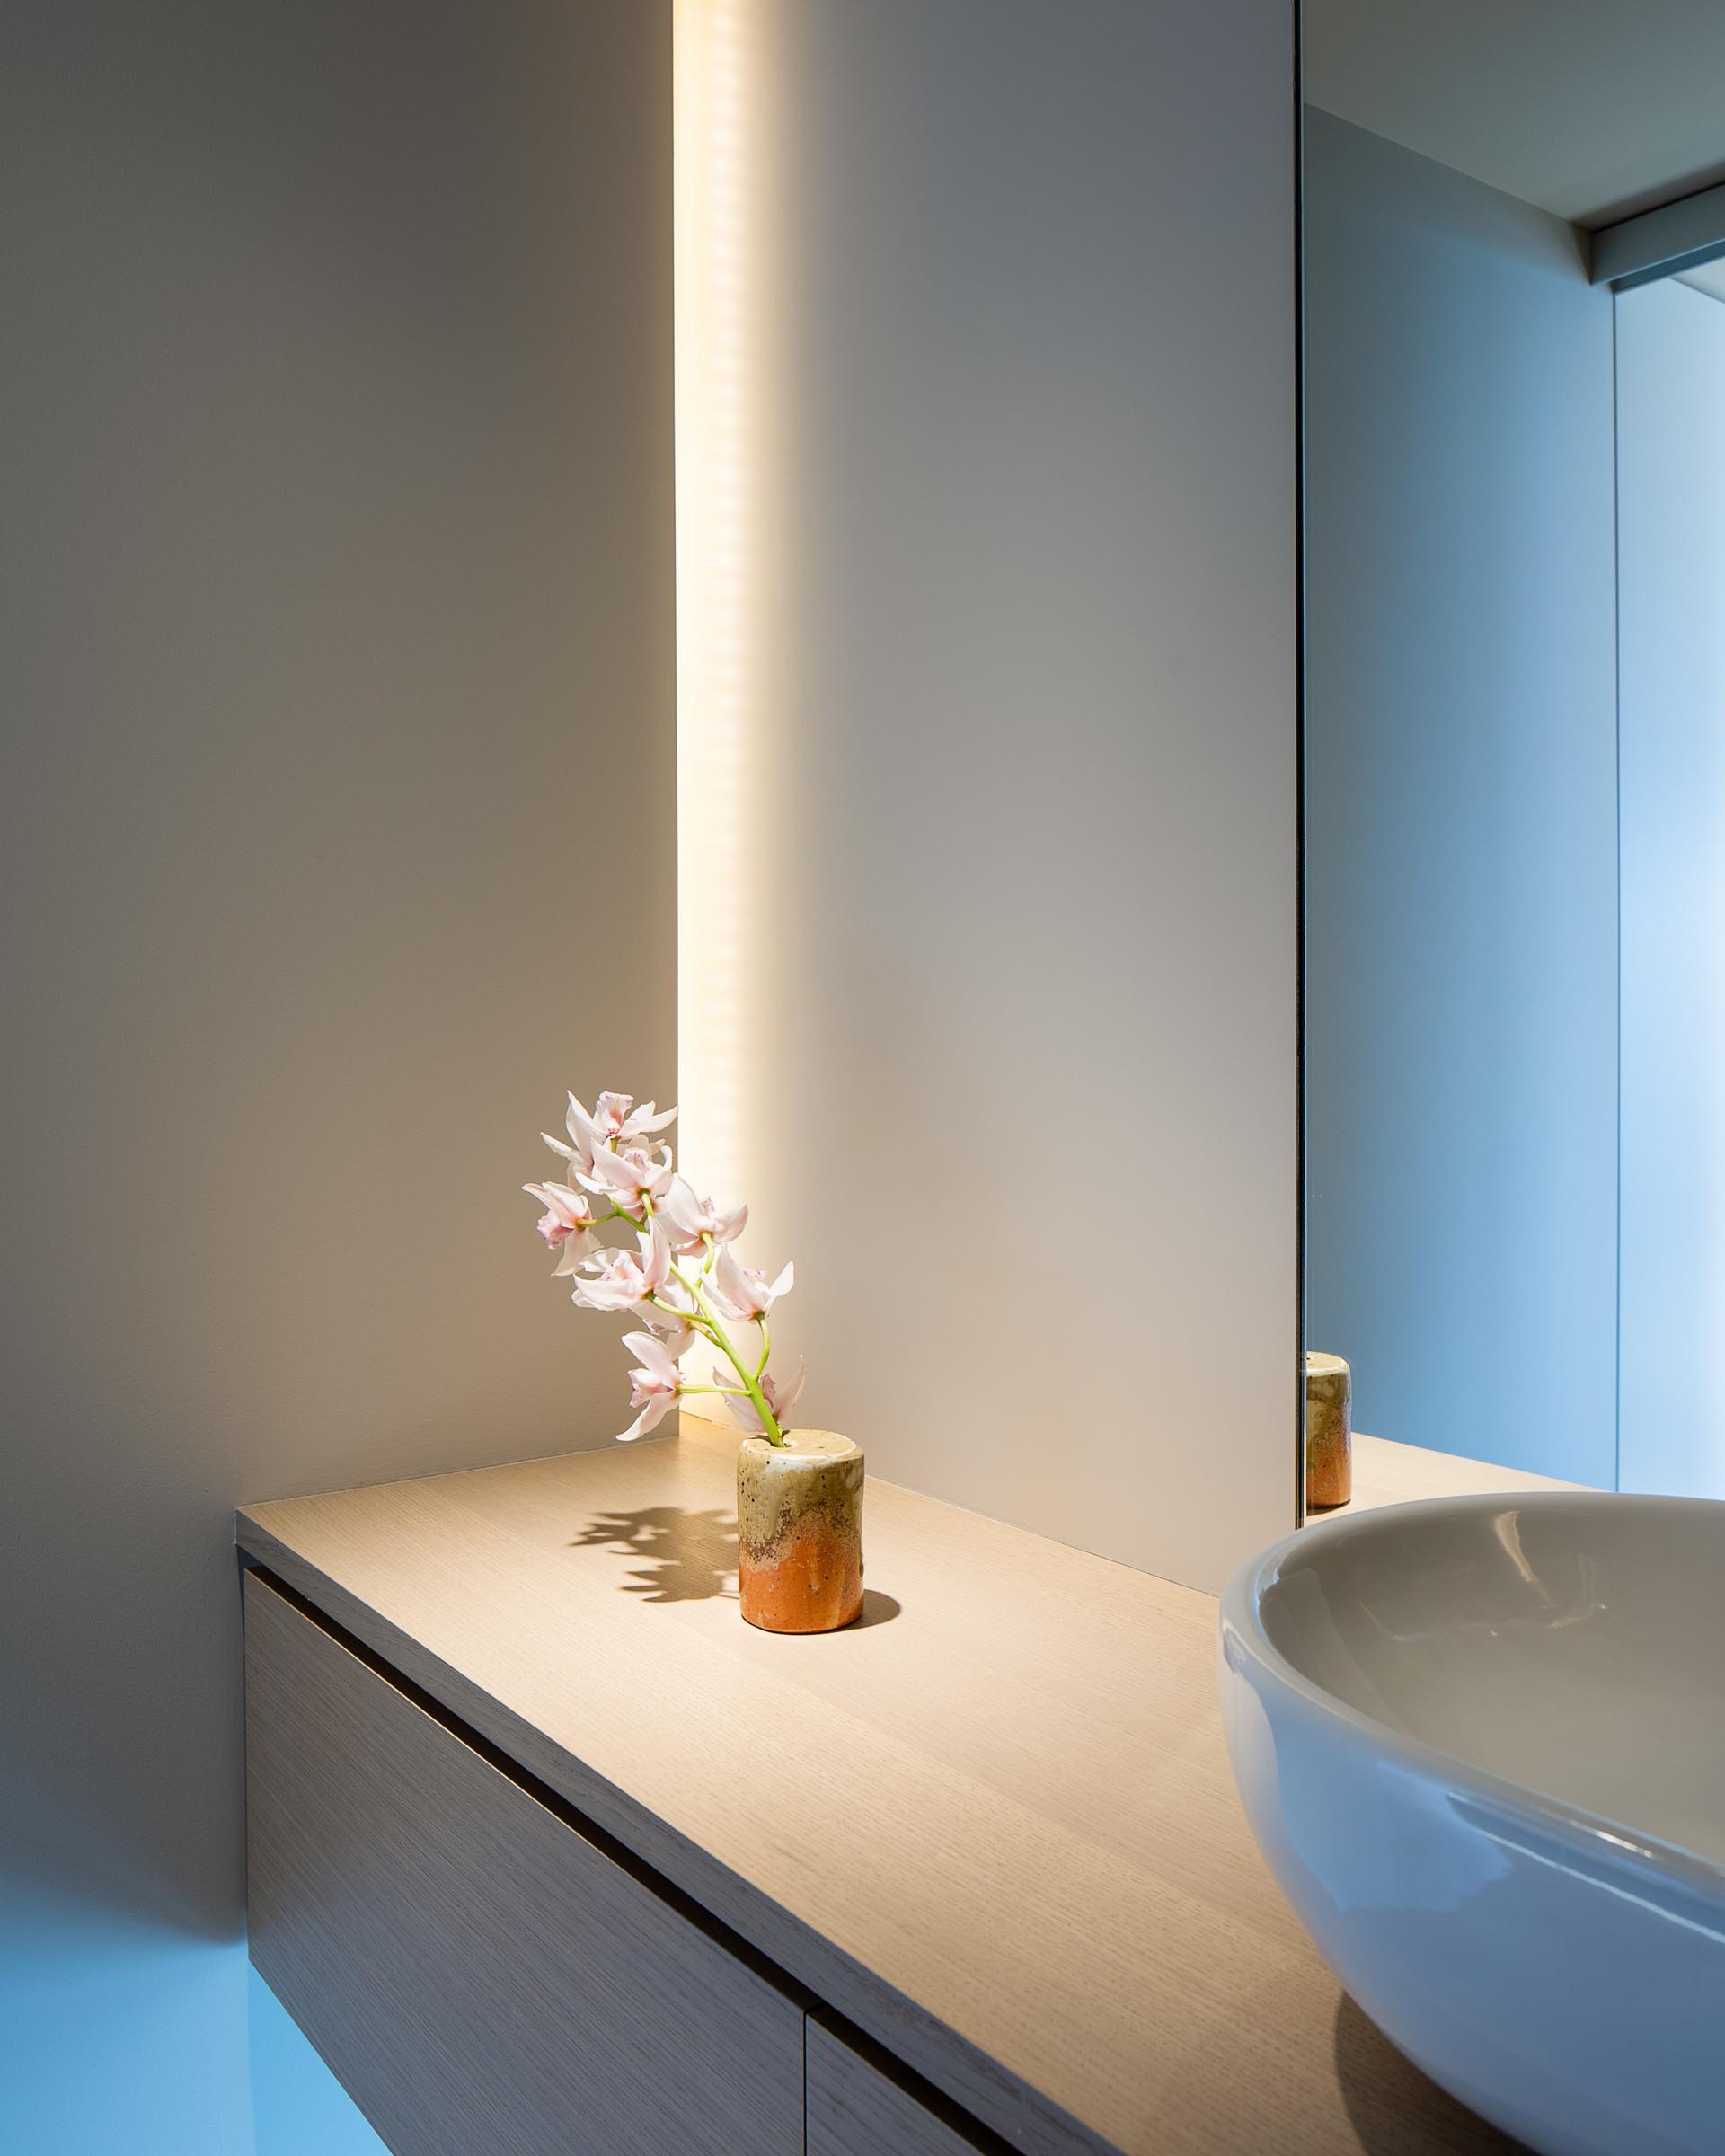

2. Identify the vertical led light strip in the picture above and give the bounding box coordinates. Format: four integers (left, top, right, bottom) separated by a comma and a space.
675, 0, 762, 1218
676, 0, 781, 1418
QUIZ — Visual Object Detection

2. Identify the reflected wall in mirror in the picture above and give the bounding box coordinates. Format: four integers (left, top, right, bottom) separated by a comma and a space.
1303, 3, 1725, 1507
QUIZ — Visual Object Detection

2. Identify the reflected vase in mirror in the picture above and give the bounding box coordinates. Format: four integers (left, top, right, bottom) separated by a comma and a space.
1305, 1352, 1352, 1510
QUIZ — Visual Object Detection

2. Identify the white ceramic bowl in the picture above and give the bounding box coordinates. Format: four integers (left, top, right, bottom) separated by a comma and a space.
1219, 1494, 1725, 2156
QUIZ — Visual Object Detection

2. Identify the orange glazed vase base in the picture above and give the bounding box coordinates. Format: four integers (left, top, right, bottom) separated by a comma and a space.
737, 1430, 864, 1634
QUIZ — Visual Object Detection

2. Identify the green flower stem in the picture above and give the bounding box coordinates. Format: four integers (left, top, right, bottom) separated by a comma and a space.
571, 1187, 783, 1438
683, 1269, 784, 1445
640, 1202, 786, 1446
647, 1293, 722, 1350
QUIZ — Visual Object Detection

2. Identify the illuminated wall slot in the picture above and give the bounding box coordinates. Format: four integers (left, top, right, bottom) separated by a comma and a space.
675, 0, 769, 1218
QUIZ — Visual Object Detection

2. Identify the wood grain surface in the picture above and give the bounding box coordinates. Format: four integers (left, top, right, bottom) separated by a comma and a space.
1347, 1432, 1591, 1514
245, 1568, 805, 2156
239, 1418, 1520, 2156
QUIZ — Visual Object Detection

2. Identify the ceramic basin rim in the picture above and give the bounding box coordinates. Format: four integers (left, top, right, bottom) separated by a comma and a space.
1219, 1489, 1725, 1901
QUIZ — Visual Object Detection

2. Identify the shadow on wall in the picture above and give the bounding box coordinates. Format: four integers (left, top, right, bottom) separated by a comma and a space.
0, 0, 674, 1968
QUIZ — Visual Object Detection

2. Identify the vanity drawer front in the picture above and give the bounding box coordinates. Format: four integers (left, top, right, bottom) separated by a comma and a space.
243, 1568, 804, 2156
807, 2014, 1018, 2156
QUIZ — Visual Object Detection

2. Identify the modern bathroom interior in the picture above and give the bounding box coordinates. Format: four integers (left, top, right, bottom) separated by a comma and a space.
4, 3, 1724, 2153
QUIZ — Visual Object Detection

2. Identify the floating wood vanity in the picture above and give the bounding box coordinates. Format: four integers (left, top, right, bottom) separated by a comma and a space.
238, 1420, 1517, 2154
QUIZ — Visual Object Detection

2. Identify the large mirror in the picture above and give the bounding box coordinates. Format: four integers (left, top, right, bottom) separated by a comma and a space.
1302, 4, 1725, 1511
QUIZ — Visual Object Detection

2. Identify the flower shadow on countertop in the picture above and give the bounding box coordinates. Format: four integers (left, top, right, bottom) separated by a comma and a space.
571, 1506, 903, 1628
571, 1506, 738, 1604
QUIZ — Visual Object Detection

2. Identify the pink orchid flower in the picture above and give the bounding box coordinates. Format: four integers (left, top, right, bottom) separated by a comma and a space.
523, 1083, 807, 1449
593, 1091, 677, 1146
635, 1285, 697, 1349
659, 1176, 748, 1257
724, 1361, 806, 1436
708, 1245, 793, 1322
641, 1318, 697, 1359
540, 1091, 674, 1179
539, 1091, 603, 1178
615, 1330, 685, 1443
580, 1142, 676, 1223
571, 1222, 672, 1312
521, 1181, 599, 1271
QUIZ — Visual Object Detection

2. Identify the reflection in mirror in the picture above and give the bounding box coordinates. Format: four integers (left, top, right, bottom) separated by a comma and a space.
1302, 4, 1725, 1513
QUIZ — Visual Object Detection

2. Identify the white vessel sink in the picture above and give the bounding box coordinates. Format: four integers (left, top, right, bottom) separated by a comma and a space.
1219, 1494, 1725, 2156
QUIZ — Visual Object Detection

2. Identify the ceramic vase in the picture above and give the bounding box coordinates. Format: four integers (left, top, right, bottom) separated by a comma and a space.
1305, 1351, 1352, 1509
737, 1429, 864, 1632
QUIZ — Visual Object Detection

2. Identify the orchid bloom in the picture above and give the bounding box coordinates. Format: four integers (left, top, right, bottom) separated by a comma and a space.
659, 1176, 748, 1257
637, 1277, 697, 1335
571, 1221, 671, 1312
541, 1091, 674, 1179
615, 1330, 685, 1443
592, 1091, 677, 1146
580, 1141, 676, 1223
540, 1091, 603, 1178
641, 1317, 696, 1361
521, 1180, 600, 1273
525, 1086, 805, 1447
708, 1246, 793, 1322
724, 1361, 806, 1436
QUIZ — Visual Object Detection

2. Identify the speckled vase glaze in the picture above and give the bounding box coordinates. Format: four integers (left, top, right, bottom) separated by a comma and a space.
737, 1430, 864, 1633
1305, 1351, 1352, 1510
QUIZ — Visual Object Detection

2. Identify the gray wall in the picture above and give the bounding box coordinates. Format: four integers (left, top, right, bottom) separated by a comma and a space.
1617, 276, 1725, 1501
0, 0, 674, 1938
723, 0, 1300, 1593
1304, 110, 1618, 1483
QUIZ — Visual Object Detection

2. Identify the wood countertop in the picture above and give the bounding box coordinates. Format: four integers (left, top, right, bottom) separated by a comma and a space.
237, 1420, 1517, 2156
1345, 1432, 1591, 1513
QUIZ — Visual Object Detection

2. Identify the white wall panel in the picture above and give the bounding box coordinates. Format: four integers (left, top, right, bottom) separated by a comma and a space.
0, 0, 674, 1935
680, 0, 1299, 1590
